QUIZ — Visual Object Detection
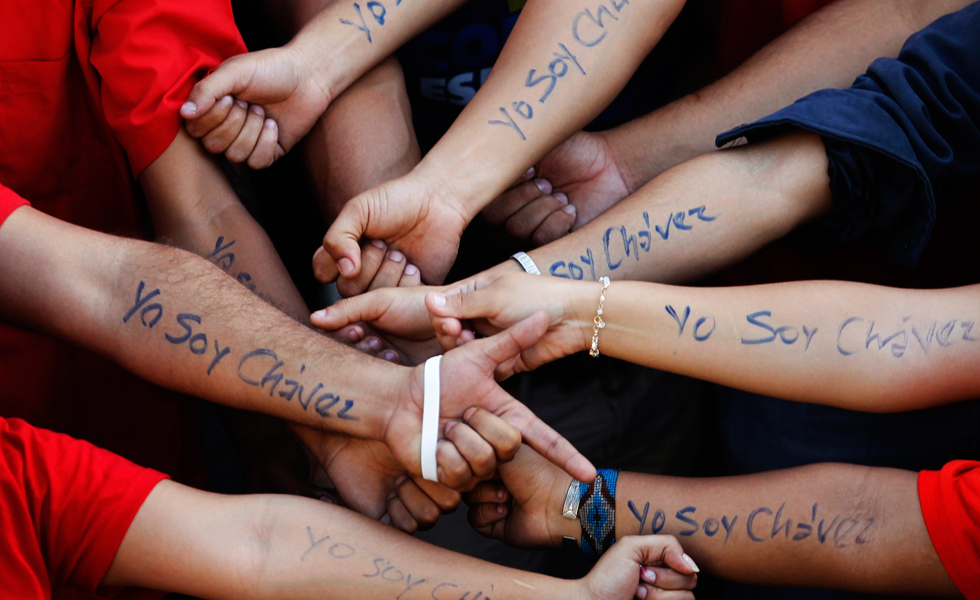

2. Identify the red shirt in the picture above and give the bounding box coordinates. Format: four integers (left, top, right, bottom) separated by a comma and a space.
919, 461, 980, 600
0, 0, 245, 484
0, 416, 168, 600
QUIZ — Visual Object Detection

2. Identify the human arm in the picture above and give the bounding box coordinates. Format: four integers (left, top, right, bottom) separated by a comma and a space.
316, 0, 689, 284
485, 0, 974, 244
466, 447, 960, 598
104, 479, 697, 600
0, 205, 595, 484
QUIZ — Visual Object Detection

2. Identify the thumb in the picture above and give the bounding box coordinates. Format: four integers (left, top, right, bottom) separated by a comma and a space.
323, 200, 370, 281
619, 535, 700, 576
311, 293, 390, 331
181, 58, 251, 119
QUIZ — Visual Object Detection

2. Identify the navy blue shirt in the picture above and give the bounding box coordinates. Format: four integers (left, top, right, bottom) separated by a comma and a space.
717, 2, 980, 267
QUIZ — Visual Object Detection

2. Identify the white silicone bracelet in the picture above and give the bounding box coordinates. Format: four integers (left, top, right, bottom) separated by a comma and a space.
421, 355, 442, 482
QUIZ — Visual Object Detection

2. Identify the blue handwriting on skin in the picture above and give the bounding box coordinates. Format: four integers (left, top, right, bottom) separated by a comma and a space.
237, 350, 359, 420
550, 206, 719, 280
628, 501, 873, 548
664, 305, 716, 342
740, 311, 818, 350
489, 0, 629, 139
339, 0, 406, 43
208, 236, 268, 301
836, 316, 977, 357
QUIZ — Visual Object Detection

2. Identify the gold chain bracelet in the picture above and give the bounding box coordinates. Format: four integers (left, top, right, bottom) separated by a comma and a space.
589, 277, 611, 358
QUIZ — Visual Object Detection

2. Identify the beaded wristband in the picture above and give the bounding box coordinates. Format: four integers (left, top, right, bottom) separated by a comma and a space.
579, 469, 619, 561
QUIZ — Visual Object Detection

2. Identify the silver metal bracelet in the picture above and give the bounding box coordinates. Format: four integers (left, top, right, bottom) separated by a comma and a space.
562, 478, 582, 520
510, 251, 541, 275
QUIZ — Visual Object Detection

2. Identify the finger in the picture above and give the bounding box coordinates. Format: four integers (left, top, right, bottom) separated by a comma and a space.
638, 586, 695, 600
355, 336, 384, 355
184, 95, 234, 138
399, 264, 422, 288
463, 311, 549, 367
531, 202, 577, 247
640, 566, 698, 591
504, 193, 568, 241
202, 99, 248, 155
444, 421, 497, 479
337, 324, 365, 343
463, 407, 521, 463
312, 245, 341, 283
413, 477, 462, 512
337, 240, 386, 298
311, 292, 392, 331
426, 290, 495, 333
386, 496, 419, 534
482, 178, 552, 226
323, 199, 370, 280
181, 60, 251, 120
436, 439, 475, 491
503, 406, 597, 483
226, 104, 266, 163
368, 250, 408, 291
466, 481, 511, 506
627, 536, 700, 577
396, 479, 442, 530
247, 119, 280, 169
467, 502, 510, 534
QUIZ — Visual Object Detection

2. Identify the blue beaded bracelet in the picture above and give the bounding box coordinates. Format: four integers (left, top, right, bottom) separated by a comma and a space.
579, 469, 619, 561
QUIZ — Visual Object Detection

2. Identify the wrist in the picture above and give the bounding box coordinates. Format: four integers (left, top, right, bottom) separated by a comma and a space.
571, 281, 601, 354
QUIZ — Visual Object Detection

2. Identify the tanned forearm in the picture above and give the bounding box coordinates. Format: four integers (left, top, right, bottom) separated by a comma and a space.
556, 278, 980, 412
417, 0, 686, 219
543, 465, 958, 597
504, 132, 832, 284
0, 206, 403, 440
108, 481, 574, 600
140, 130, 312, 323
604, 0, 975, 189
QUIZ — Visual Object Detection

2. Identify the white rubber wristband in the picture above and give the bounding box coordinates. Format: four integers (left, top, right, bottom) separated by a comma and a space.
421, 356, 442, 482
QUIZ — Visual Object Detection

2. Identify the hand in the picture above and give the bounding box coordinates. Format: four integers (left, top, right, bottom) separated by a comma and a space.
426, 271, 595, 376
387, 312, 597, 488
578, 536, 699, 600
483, 131, 634, 246
313, 173, 470, 285
294, 426, 460, 533
181, 46, 330, 168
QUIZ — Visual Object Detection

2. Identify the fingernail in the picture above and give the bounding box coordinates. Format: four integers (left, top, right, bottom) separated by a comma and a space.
368, 338, 382, 351
554, 192, 568, 205
312, 309, 327, 320
389, 250, 405, 262
339, 257, 355, 277
497, 489, 507, 500
683, 553, 700, 573
264, 119, 276, 130
181, 101, 197, 116
497, 505, 507, 515
394, 475, 408, 487
431, 293, 447, 308
535, 179, 552, 194
348, 329, 360, 341
522, 167, 535, 180
220, 95, 233, 105
463, 407, 477, 422
383, 350, 399, 363
405, 264, 419, 276
456, 337, 465, 347
249, 104, 264, 116
380, 513, 392, 525
235, 99, 248, 109
318, 494, 337, 505
387, 491, 398, 502
641, 567, 656, 583
445, 420, 458, 434
636, 585, 648, 600
563, 204, 577, 216
371, 239, 385, 249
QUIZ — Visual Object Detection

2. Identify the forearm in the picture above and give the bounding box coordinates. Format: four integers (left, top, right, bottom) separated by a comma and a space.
140, 131, 312, 323
109, 481, 571, 600
605, 0, 975, 188
607, 465, 958, 597
0, 207, 402, 439
417, 0, 686, 218
290, 0, 467, 103
513, 132, 831, 284
584, 279, 980, 412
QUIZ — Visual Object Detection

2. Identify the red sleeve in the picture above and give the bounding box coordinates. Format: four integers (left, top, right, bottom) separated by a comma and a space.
918, 461, 980, 600
0, 184, 30, 230
0, 417, 168, 596
89, 0, 247, 177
